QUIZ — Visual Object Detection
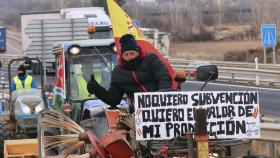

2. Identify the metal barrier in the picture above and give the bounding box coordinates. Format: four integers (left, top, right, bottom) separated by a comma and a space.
169, 59, 280, 71
170, 58, 280, 87
1, 55, 280, 87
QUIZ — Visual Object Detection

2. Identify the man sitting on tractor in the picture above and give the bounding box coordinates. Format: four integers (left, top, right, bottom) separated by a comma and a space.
10, 65, 38, 92
87, 34, 172, 111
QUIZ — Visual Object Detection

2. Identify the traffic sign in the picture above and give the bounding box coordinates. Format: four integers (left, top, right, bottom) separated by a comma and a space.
261, 24, 277, 47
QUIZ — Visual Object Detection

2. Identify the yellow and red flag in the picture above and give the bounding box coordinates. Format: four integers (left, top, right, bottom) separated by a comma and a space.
107, 0, 177, 88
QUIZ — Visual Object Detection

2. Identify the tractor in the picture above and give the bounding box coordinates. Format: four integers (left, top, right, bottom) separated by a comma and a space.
37, 41, 219, 157
38, 38, 131, 156
50, 38, 123, 119
38, 36, 213, 157
0, 58, 48, 157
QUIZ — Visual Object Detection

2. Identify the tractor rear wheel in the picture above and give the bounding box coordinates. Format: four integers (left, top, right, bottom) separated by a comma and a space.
0, 121, 9, 157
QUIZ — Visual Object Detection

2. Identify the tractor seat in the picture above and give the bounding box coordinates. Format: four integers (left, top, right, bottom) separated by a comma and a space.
16, 95, 43, 108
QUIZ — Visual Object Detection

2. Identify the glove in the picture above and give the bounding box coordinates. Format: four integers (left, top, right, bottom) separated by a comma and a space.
87, 74, 98, 94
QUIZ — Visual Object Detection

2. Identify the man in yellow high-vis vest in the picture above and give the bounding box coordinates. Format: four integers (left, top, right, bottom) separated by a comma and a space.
10, 65, 38, 92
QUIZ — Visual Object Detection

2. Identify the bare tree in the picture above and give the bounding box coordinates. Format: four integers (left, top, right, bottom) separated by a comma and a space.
217, 0, 225, 26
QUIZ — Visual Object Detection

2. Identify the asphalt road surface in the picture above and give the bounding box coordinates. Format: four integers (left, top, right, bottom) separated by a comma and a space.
6, 35, 22, 55
182, 80, 280, 117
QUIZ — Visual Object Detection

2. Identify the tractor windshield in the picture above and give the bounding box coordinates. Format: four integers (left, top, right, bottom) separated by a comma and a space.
69, 47, 117, 100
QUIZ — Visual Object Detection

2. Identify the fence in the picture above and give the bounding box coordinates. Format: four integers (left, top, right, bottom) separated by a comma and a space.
1, 55, 280, 87
169, 59, 280, 87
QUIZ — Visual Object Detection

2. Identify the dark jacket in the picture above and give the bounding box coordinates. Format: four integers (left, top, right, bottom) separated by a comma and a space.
88, 53, 172, 107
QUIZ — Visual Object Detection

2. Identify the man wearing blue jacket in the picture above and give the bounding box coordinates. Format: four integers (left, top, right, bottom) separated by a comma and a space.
10, 65, 38, 92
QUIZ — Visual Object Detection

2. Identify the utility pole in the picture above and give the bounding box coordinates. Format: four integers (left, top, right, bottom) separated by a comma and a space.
218, 0, 224, 26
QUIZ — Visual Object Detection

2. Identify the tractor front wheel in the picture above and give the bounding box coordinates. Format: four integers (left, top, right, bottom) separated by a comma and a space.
0, 121, 9, 157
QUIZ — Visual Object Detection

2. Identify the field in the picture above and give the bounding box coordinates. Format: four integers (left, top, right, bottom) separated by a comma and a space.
170, 40, 262, 61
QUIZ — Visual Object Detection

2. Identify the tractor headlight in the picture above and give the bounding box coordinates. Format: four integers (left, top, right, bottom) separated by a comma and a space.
22, 105, 31, 114
35, 105, 43, 114
113, 45, 117, 52
69, 47, 80, 55
63, 103, 72, 114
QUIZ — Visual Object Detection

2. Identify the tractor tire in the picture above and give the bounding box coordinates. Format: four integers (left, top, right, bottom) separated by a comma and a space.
0, 121, 9, 157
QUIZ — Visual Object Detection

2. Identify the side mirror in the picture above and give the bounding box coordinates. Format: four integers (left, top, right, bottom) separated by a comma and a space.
62, 103, 72, 114
197, 65, 218, 81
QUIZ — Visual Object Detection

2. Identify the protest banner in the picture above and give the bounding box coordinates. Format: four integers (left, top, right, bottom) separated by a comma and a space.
134, 91, 260, 140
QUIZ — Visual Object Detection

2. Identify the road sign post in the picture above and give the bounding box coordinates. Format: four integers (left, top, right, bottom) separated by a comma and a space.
261, 24, 277, 64
273, 46, 276, 64
264, 47, 267, 64
255, 57, 259, 86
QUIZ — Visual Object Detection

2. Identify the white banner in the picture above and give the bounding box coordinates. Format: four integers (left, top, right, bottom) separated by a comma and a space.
134, 91, 260, 140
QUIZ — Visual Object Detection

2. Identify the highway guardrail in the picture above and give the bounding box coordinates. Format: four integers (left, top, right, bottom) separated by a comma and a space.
1, 55, 280, 87
170, 58, 280, 88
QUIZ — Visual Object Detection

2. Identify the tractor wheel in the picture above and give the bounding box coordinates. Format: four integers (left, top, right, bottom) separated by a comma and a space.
0, 121, 9, 157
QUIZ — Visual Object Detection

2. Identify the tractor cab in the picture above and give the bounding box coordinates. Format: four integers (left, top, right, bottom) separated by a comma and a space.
51, 39, 128, 123
37, 39, 130, 157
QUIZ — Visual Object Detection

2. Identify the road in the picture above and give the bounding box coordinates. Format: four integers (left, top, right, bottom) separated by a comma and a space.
182, 81, 280, 117
6, 37, 22, 54
6, 31, 22, 55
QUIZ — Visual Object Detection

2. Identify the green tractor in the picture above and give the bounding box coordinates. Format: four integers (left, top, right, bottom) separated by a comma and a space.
50, 38, 121, 119
0, 58, 48, 156
38, 38, 135, 157
39, 35, 217, 157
